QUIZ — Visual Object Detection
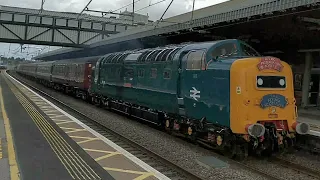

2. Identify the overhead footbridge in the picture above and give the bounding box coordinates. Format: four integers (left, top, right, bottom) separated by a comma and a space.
0, 5, 145, 48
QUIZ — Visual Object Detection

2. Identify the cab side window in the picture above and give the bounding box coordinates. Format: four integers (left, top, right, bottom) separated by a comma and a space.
240, 43, 260, 57
211, 43, 238, 59
186, 50, 206, 70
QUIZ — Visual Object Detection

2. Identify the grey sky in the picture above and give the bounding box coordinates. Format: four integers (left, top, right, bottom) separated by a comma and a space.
0, 0, 229, 59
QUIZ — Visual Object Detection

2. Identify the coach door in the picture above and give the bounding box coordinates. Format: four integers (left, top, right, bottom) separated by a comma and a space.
178, 49, 206, 119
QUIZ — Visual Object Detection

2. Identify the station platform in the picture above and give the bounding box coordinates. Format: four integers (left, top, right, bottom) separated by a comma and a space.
0, 71, 169, 180
298, 116, 320, 137
299, 108, 320, 120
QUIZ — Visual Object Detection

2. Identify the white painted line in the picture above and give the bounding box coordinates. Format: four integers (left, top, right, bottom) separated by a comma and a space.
7, 73, 171, 180
309, 130, 320, 137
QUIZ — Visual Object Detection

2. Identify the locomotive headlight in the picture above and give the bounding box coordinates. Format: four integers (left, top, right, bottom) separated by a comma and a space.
279, 79, 285, 86
245, 123, 265, 137
257, 78, 263, 85
292, 122, 310, 135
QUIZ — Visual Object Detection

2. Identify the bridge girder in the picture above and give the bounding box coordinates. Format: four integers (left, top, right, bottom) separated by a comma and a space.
0, 5, 142, 47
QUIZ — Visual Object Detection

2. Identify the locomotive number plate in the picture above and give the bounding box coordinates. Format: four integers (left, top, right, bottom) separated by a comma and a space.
268, 114, 278, 118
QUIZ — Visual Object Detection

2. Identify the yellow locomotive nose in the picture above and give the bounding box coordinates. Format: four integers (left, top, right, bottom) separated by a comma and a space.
230, 56, 299, 134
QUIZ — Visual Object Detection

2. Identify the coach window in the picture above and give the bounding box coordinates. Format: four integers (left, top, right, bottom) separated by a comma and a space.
186, 50, 206, 70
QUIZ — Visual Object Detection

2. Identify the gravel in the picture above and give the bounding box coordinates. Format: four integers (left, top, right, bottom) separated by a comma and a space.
10, 72, 317, 180
244, 158, 319, 180
280, 151, 320, 173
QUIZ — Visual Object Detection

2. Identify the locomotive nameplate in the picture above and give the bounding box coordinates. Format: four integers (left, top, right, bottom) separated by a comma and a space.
260, 94, 287, 109
257, 57, 284, 72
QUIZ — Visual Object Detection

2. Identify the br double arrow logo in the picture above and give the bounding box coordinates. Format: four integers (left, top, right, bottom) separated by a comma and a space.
190, 87, 200, 101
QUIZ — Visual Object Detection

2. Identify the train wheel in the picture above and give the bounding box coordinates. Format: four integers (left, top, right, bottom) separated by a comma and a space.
285, 137, 295, 154
187, 126, 197, 144
223, 143, 237, 159
91, 96, 96, 105
124, 105, 131, 117
261, 138, 275, 157
164, 119, 172, 134
235, 144, 248, 160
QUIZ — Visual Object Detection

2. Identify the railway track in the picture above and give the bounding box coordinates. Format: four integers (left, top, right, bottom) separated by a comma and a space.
271, 157, 320, 179
234, 160, 283, 180
9, 72, 320, 180
8, 72, 203, 180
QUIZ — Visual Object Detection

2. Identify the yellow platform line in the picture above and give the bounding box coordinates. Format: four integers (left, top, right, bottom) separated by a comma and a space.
0, 87, 20, 180
95, 153, 121, 161
56, 121, 74, 125
83, 148, 120, 154
103, 167, 154, 180
6, 75, 159, 180
103, 167, 149, 175
77, 138, 99, 144
12, 88, 78, 179
51, 119, 70, 122
15, 89, 99, 180
65, 129, 87, 134
134, 173, 154, 180
70, 136, 96, 140
14, 90, 98, 180
4, 76, 100, 180
48, 114, 65, 118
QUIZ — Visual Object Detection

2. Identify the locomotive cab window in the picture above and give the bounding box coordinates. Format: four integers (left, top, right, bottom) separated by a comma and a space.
240, 43, 260, 57
211, 43, 238, 60
256, 76, 286, 89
